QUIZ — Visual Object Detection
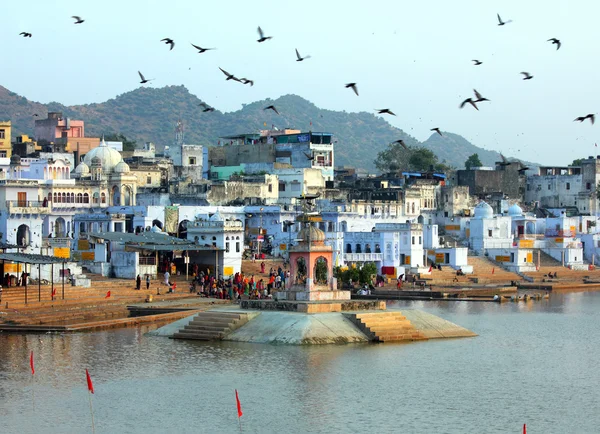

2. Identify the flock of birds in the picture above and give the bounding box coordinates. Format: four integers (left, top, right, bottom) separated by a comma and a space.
16, 13, 596, 155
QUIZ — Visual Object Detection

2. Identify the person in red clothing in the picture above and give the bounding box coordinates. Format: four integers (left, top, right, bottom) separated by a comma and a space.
267, 275, 275, 293
260, 262, 266, 274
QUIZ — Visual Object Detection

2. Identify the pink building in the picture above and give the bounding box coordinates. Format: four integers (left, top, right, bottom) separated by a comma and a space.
35, 112, 85, 143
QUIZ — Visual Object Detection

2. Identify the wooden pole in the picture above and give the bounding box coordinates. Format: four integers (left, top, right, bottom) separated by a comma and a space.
38, 264, 41, 302
51, 263, 54, 301
62, 262, 65, 300
88, 392, 96, 434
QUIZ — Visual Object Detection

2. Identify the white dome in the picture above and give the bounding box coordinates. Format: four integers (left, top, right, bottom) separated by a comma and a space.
473, 201, 494, 219
209, 211, 224, 222
83, 137, 124, 173
508, 203, 523, 217
74, 162, 90, 175
114, 161, 130, 173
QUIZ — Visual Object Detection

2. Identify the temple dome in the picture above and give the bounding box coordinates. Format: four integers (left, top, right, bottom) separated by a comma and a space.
74, 162, 90, 175
209, 211, 224, 222
473, 201, 494, 219
114, 161, 130, 173
83, 137, 124, 173
298, 225, 326, 243
508, 203, 523, 217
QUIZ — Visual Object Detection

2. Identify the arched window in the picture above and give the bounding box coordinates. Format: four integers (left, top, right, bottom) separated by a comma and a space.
83, 193, 89, 204
101, 192, 106, 204
411, 203, 415, 214
93, 192, 99, 204
62, 192, 66, 203
314, 257, 328, 285
70, 192, 75, 203
375, 243, 381, 253
53, 192, 58, 203
77, 193, 83, 203
123, 186, 132, 206
365, 244, 371, 253
79, 222, 86, 233
346, 243, 352, 253
356, 244, 362, 253
17, 224, 31, 247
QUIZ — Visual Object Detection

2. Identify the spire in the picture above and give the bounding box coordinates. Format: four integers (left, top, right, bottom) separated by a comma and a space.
100, 134, 107, 147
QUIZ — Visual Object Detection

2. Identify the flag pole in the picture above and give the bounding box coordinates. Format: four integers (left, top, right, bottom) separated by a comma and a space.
86, 369, 96, 434
88, 393, 96, 434
235, 389, 243, 432
30, 351, 35, 412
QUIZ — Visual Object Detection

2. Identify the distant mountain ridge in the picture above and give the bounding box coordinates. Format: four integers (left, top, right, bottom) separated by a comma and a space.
0, 85, 521, 171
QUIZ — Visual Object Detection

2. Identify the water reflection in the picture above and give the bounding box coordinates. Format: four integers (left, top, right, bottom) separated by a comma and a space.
1, 292, 600, 433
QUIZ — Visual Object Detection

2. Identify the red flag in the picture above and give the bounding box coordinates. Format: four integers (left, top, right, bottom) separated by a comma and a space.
235, 389, 243, 418
105, 291, 111, 298
51, 288, 56, 298
86, 369, 94, 394
492, 267, 495, 274
30, 351, 35, 375
428, 265, 433, 272
523, 423, 527, 434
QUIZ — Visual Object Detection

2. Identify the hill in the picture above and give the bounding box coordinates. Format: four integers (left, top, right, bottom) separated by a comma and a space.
0, 85, 515, 171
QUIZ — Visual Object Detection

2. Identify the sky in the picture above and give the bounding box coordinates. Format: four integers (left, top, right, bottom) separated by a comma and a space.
2, 0, 599, 166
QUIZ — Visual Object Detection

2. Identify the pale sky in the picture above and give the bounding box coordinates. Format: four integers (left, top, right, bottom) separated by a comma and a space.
2, 0, 599, 166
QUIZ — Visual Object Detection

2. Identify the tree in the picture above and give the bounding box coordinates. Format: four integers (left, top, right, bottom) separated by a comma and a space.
464, 153, 482, 170
374, 144, 450, 173
104, 133, 137, 152
571, 158, 583, 167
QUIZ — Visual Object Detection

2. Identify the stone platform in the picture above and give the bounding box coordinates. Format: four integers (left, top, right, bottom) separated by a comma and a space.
241, 299, 386, 313
274, 289, 351, 302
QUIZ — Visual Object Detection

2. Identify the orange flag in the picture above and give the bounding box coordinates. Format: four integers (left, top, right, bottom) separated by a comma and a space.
235, 389, 243, 418
30, 351, 35, 375
492, 267, 495, 274
86, 369, 94, 394
105, 291, 111, 298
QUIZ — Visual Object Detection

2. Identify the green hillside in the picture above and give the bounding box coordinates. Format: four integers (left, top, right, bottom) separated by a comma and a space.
0, 84, 513, 171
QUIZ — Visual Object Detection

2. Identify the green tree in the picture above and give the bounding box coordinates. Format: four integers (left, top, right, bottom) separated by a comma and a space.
464, 153, 483, 170
104, 133, 137, 152
572, 158, 583, 166
374, 141, 412, 172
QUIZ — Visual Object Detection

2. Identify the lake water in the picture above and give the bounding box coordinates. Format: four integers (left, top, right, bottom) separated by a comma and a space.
2, 292, 600, 433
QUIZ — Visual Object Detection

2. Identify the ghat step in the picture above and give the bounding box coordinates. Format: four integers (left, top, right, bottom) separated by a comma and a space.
172, 311, 251, 341
346, 311, 428, 343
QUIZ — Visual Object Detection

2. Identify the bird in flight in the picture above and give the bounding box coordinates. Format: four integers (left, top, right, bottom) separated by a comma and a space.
72, 16, 84, 24
376, 109, 396, 116
191, 43, 215, 53
295, 49, 311, 61
264, 105, 280, 115
138, 71, 153, 84
345, 83, 359, 96
19, 32, 32, 38
239, 78, 254, 86
472, 59, 482, 65
473, 89, 490, 103
520, 72, 533, 80
257, 26, 272, 43
431, 128, 443, 136
199, 102, 215, 113
219, 67, 241, 82
497, 13, 512, 26
460, 98, 479, 110
303, 152, 315, 161
574, 114, 595, 125
161, 38, 175, 50
392, 139, 408, 150
548, 38, 561, 50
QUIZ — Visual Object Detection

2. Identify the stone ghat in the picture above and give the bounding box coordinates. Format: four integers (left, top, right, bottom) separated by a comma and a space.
240, 299, 386, 313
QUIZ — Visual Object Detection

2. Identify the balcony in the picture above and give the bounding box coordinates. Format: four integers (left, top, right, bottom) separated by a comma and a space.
6, 200, 51, 214
344, 253, 383, 262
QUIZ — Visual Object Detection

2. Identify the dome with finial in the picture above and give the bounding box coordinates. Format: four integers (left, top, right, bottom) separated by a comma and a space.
209, 211, 224, 222
114, 161, 130, 173
83, 136, 124, 173
298, 225, 326, 244
508, 203, 523, 217
74, 161, 90, 175
473, 201, 494, 219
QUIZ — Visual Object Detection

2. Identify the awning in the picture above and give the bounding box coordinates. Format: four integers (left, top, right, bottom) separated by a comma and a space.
0, 253, 68, 264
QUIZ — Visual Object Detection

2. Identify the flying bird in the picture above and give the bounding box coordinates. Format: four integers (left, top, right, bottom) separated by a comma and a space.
161, 38, 175, 50
548, 38, 561, 50
295, 49, 311, 61
497, 13, 512, 26
138, 71, 153, 84
520, 72, 533, 80
191, 43, 215, 53
376, 109, 396, 116
431, 128, 442, 136
264, 105, 279, 115
574, 114, 595, 125
19, 32, 32, 37
199, 102, 215, 113
303, 152, 315, 161
72, 16, 84, 24
219, 67, 241, 82
473, 89, 490, 103
472, 59, 482, 65
392, 139, 408, 150
239, 78, 254, 86
257, 26, 272, 43
460, 98, 479, 110
345, 83, 359, 96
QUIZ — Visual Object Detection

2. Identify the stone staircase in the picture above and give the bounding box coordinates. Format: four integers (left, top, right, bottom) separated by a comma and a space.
172, 311, 251, 341
346, 312, 428, 343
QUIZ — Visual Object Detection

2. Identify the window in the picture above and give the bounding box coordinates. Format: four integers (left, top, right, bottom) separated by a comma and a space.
83, 193, 89, 203
488, 229, 493, 237
225, 242, 230, 252
375, 244, 381, 253
279, 182, 286, 192
411, 236, 415, 245
236, 242, 240, 252
587, 182, 592, 190
188, 157, 196, 165
418, 236, 422, 244
0, 129, 4, 139
0, 151, 6, 157
566, 182, 570, 190
356, 244, 362, 253
346, 243, 352, 253
548, 184, 551, 190
268, 184, 272, 193
101, 192, 106, 204
147, 176, 152, 184
444, 211, 449, 217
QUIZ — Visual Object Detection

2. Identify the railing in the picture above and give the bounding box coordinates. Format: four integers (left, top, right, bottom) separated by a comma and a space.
545, 230, 574, 238
139, 257, 156, 265
344, 253, 383, 262
6, 200, 51, 213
